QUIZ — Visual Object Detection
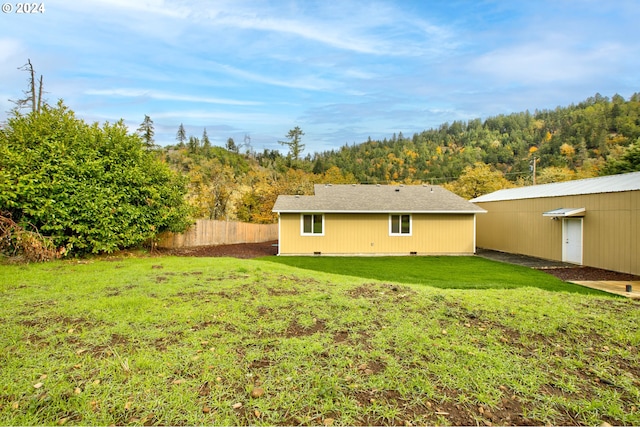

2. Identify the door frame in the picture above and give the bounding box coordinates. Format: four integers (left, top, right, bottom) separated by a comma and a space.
562, 218, 583, 265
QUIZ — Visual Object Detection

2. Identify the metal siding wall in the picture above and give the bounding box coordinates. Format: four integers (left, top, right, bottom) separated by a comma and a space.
475, 200, 561, 259
277, 213, 476, 255
582, 192, 633, 274
632, 191, 640, 275
476, 190, 639, 275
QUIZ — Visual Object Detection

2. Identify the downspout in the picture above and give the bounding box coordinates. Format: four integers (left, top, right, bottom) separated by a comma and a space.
473, 214, 477, 254
277, 213, 281, 256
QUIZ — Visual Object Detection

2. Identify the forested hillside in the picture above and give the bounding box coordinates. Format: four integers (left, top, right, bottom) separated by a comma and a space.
163, 92, 640, 221
311, 93, 640, 184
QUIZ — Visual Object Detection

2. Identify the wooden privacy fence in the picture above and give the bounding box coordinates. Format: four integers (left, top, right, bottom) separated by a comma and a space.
157, 220, 278, 249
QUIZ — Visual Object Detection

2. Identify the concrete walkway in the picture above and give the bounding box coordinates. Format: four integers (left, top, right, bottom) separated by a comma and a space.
569, 280, 640, 299
476, 249, 640, 299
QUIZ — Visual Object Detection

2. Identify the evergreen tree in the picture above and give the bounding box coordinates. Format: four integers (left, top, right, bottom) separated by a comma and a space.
226, 137, 238, 153
137, 115, 155, 149
279, 126, 305, 161
602, 139, 640, 174
187, 136, 200, 154
202, 128, 211, 150
176, 123, 186, 148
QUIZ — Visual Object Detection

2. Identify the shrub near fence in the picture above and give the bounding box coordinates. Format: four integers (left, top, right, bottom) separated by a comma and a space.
157, 220, 278, 249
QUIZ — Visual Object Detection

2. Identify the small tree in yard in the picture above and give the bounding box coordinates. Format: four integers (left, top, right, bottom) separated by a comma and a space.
0, 101, 193, 256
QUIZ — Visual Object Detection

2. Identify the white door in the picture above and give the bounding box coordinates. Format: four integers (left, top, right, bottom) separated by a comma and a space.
563, 218, 583, 264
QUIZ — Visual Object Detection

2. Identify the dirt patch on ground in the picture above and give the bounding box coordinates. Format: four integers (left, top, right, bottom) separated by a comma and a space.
478, 249, 640, 282
538, 266, 640, 281
158, 241, 278, 259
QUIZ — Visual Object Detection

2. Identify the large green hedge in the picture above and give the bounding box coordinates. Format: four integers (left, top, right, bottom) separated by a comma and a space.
0, 101, 193, 255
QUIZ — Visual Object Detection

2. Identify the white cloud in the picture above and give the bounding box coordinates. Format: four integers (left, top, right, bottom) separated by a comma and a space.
193, 1, 454, 57
342, 68, 378, 80
149, 110, 292, 128
470, 41, 627, 85
215, 14, 383, 55
71, 0, 191, 19
85, 88, 263, 106
215, 63, 337, 92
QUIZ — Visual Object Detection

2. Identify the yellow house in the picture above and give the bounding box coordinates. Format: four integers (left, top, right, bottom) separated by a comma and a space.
471, 171, 640, 275
272, 184, 486, 256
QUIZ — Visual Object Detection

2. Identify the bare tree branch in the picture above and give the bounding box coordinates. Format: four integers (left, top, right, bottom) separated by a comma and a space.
9, 59, 46, 114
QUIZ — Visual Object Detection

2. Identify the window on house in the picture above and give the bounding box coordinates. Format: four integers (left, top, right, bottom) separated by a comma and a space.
302, 214, 324, 235
390, 214, 411, 235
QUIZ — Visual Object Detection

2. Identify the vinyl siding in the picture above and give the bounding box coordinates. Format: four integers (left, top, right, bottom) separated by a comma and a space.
278, 213, 476, 255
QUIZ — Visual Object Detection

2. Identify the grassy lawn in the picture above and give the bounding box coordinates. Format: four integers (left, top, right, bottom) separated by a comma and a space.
260, 255, 606, 294
1, 256, 638, 426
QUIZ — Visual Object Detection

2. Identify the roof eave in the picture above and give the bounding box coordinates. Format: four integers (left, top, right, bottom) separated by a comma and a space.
273, 209, 486, 214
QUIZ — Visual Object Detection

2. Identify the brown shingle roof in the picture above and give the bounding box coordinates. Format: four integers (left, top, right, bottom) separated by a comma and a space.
273, 184, 486, 213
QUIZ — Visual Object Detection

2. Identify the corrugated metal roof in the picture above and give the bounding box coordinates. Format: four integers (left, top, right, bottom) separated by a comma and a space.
273, 184, 486, 213
471, 172, 640, 203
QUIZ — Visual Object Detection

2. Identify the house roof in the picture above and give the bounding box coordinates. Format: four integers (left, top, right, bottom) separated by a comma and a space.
273, 184, 486, 214
471, 171, 640, 203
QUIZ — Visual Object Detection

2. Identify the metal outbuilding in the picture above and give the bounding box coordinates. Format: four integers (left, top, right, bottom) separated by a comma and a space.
471, 172, 640, 275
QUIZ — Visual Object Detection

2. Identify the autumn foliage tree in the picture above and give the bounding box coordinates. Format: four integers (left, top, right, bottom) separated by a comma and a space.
443, 162, 514, 199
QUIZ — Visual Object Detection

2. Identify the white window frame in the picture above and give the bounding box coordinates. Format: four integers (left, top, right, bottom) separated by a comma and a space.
389, 214, 412, 236
301, 213, 324, 236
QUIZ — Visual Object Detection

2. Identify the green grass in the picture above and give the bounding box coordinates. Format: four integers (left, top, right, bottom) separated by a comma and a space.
260, 255, 606, 294
1, 256, 638, 426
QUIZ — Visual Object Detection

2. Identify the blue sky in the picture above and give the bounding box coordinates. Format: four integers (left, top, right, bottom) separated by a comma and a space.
1, 1, 639, 155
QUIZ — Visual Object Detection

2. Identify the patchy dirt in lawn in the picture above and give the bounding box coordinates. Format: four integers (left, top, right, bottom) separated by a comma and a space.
538, 266, 640, 281
477, 248, 640, 282
158, 241, 278, 259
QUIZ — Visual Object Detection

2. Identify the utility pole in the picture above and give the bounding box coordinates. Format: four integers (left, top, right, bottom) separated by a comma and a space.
530, 155, 538, 185
243, 134, 253, 158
